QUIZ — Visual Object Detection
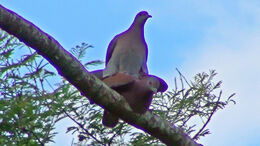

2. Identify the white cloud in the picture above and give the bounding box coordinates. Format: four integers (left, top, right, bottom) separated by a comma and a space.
182, 1, 260, 145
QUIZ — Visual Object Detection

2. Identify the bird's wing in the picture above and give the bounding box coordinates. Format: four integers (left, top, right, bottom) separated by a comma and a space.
140, 63, 148, 75
103, 73, 135, 89
140, 43, 149, 75
105, 35, 119, 66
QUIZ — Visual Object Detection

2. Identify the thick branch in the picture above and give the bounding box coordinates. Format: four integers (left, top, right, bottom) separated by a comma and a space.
0, 5, 201, 146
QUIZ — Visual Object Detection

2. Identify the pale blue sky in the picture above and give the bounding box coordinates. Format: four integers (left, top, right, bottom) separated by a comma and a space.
1, 1, 260, 146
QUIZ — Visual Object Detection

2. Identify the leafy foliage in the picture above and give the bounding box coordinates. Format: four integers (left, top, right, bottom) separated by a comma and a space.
0, 31, 61, 145
133, 69, 236, 144
69, 42, 103, 68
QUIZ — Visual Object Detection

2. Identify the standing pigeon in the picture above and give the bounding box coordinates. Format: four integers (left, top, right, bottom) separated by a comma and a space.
103, 11, 152, 78
102, 73, 168, 128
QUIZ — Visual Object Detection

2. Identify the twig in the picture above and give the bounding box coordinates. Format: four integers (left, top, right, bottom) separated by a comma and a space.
192, 91, 222, 140
63, 109, 104, 144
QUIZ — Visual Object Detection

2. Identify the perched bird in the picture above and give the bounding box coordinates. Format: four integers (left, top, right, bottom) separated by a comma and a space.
103, 11, 152, 79
102, 73, 168, 128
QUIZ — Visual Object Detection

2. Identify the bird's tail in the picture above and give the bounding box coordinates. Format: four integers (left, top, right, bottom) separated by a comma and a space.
102, 110, 119, 128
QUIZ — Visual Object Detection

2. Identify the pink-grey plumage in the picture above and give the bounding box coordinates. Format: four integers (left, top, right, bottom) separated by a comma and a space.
102, 73, 168, 128
103, 11, 152, 78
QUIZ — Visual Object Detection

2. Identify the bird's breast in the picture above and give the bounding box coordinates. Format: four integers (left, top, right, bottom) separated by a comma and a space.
114, 36, 147, 55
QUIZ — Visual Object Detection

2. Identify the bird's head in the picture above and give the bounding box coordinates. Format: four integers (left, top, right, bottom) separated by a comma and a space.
135, 11, 152, 23
142, 75, 168, 93
143, 76, 160, 93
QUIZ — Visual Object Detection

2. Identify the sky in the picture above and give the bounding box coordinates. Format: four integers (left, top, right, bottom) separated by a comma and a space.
1, 0, 260, 146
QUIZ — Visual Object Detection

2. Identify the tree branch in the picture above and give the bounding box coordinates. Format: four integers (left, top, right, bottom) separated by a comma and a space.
0, 5, 201, 146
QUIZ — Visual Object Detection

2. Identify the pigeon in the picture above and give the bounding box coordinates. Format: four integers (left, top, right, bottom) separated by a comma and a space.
101, 73, 168, 128
103, 11, 152, 79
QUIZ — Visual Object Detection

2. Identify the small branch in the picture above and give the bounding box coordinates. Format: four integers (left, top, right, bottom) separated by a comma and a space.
192, 91, 221, 140
108, 124, 124, 145
63, 109, 104, 144
21, 127, 44, 146
176, 68, 191, 87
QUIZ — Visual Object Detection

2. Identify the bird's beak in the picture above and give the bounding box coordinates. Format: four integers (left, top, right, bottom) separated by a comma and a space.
148, 15, 152, 18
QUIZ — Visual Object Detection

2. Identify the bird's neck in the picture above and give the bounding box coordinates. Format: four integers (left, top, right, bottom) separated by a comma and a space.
128, 20, 145, 40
